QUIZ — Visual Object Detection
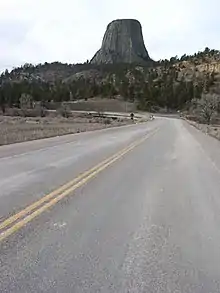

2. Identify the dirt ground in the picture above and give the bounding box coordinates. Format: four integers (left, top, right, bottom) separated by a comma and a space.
0, 115, 136, 145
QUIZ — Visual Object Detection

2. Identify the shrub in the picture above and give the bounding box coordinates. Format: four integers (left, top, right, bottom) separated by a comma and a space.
104, 118, 111, 125
56, 104, 72, 118
6, 108, 21, 116
19, 93, 33, 109
192, 93, 219, 124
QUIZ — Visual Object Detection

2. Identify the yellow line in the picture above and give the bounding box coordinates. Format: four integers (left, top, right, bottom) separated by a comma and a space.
0, 141, 137, 231
0, 129, 158, 242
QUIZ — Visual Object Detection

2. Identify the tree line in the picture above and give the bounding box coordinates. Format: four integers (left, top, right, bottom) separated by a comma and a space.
0, 48, 218, 114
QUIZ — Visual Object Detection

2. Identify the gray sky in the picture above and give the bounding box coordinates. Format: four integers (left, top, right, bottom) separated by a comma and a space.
0, 0, 219, 71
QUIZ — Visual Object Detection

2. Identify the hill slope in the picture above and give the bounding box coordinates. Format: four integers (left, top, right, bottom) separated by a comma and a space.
0, 48, 220, 113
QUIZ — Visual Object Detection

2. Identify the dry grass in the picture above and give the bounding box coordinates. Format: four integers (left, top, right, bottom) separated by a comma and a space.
0, 115, 133, 145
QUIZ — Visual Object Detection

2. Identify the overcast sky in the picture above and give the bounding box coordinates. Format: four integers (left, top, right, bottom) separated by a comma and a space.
0, 0, 219, 71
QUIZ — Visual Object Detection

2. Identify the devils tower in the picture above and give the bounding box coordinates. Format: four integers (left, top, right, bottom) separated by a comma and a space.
90, 19, 151, 64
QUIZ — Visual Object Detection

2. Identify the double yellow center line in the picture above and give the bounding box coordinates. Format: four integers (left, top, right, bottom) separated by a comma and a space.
0, 129, 158, 242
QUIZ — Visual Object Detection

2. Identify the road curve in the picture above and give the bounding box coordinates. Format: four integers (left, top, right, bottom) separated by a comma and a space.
1, 118, 220, 292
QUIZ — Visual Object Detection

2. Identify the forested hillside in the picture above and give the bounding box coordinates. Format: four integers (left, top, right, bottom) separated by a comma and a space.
0, 47, 220, 116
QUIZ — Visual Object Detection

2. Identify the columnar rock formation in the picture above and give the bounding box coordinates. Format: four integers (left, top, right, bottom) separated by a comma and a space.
91, 19, 151, 64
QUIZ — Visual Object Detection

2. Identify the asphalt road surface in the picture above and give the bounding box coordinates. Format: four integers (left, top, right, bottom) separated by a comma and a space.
1, 118, 220, 292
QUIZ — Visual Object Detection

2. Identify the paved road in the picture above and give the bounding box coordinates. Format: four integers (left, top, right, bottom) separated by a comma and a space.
1, 118, 220, 292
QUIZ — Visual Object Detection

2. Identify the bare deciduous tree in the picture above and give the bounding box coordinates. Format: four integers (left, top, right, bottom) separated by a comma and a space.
19, 93, 33, 109
192, 93, 219, 124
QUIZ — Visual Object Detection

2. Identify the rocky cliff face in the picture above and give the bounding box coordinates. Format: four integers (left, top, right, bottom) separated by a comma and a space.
91, 19, 151, 64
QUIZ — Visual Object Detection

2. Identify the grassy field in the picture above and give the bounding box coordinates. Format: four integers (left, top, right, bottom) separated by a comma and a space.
0, 114, 134, 145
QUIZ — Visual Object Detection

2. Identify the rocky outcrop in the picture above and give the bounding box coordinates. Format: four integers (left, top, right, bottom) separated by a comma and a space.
91, 19, 151, 64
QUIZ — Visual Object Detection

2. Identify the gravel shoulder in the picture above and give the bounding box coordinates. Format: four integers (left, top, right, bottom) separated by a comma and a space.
186, 119, 220, 141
